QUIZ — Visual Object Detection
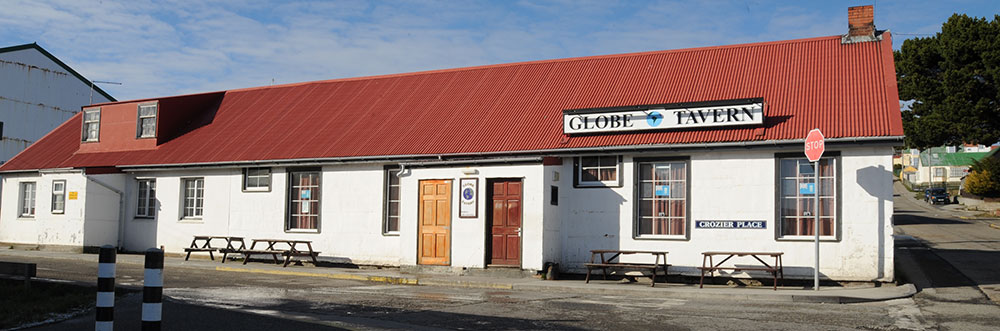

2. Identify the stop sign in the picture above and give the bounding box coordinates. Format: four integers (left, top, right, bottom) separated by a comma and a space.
804, 129, 825, 162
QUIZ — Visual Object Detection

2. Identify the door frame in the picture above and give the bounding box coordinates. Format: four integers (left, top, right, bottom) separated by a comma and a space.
484, 177, 524, 268
416, 178, 453, 266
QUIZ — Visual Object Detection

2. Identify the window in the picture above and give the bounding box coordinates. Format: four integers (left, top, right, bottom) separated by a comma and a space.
182, 178, 204, 219
778, 156, 837, 238
82, 108, 100, 141
288, 170, 320, 231
243, 168, 271, 191
19, 182, 36, 217
136, 179, 156, 218
136, 103, 157, 138
575, 155, 622, 187
636, 159, 688, 237
949, 167, 966, 178
933, 167, 945, 177
383, 167, 400, 234
51, 180, 66, 214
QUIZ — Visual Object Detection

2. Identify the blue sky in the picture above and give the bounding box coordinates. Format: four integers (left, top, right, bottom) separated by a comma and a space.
2, 0, 998, 101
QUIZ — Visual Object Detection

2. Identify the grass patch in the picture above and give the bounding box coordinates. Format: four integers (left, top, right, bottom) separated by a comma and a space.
0, 278, 94, 329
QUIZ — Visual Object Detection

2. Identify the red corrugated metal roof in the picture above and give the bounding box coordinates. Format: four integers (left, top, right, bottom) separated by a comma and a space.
1, 33, 904, 172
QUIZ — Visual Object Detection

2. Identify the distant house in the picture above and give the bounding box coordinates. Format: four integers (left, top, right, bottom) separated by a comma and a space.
910, 147, 991, 187
0, 43, 115, 163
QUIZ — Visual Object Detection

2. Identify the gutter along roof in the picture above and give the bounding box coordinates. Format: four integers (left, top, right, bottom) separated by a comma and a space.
0, 33, 904, 172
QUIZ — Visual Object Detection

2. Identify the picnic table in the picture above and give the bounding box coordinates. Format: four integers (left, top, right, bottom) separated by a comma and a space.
698, 251, 784, 290
241, 239, 321, 267
184, 236, 247, 261
584, 250, 670, 287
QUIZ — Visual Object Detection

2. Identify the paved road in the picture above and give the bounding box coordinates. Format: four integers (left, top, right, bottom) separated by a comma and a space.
892, 181, 1000, 330
4, 182, 999, 330
3, 249, 924, 330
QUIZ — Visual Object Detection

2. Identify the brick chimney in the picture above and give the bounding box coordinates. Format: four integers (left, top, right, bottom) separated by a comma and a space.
848, 5, 875, 37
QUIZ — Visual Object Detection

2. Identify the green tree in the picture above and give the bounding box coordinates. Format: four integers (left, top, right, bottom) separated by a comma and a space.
894, 14, 1000, 149
967, 157, 1000, 197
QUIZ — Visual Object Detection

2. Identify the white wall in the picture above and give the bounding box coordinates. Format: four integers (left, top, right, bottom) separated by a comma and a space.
0, 171, 119, 249
558, 146, 894, 282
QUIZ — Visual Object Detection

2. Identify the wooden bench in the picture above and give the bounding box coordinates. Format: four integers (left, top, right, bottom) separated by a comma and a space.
698, 251, 784, 290
239, 249, 286, 265
584, 250, 669, 287
0, 261, 37, 288
282, 250, 322, 267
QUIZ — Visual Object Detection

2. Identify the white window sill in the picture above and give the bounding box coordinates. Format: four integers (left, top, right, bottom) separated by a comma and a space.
382, 232, 400, 237
635, 234, 687, 240
17, 216, 35, 220
777, 235, 837, 241
178, 218, 204, 224
286, 229, 319, 234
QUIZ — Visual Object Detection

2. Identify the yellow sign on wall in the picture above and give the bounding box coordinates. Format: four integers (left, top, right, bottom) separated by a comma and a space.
68, 192, 78, 200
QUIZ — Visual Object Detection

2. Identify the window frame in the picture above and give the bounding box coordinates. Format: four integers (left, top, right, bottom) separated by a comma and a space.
180, 178, 204, 220
81, 107, 101, 142
382, 166, 401, 235
19, 182, 36, 218
286, 168, 321, 233
573, 155, 623, 188
51, 180, 66, 214
136, 102, 158, 138
774, 152, 842, 242
633, 157, 691, 240
242, 167, 272, 192
136, 178, 156, 218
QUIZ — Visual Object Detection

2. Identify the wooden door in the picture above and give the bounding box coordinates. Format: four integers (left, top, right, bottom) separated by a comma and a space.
418, 180, 451, 265
489, 179, 522, 266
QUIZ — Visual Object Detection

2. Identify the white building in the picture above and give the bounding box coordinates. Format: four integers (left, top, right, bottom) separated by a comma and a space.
0, 43, 115, 162
0, 7, 902, 282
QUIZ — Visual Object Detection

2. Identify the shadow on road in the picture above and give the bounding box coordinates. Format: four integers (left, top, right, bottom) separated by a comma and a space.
893, 214, 969, 225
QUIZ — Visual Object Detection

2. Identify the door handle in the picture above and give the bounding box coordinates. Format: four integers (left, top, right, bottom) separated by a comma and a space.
517, 228, 522, 236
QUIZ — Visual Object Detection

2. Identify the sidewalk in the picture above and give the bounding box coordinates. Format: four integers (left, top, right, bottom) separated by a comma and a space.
2, 248, 916, 304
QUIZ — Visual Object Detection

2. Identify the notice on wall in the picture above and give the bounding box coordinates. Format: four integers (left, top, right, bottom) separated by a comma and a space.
799, 183, 815, 195
655, 185, 670, 196
459, 178, 477, 218
696, 220, 767, 229
68, 192, 78, 200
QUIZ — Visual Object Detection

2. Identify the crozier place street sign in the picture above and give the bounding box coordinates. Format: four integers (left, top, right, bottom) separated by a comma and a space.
563, 98, 764, 135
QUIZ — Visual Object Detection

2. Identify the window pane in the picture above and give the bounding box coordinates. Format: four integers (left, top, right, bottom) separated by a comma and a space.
639, 218, 653, 235
599, 168, 615, 181
141, 118, 155, 136
389, 186, 399, 200
389, 201, 399, 216
581, 157, 598, 167
781, 179, 798, 196
581, 169, 599, 182
639, 164, 652, 178
780, 160, 797, 178
798, 162, 815, 175
599, 156, 617, 167
387, 216, 399, 232
258, 175, 270, 187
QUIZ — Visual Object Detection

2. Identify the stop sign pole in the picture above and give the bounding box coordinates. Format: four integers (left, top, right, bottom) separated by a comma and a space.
804, 128, 825, 291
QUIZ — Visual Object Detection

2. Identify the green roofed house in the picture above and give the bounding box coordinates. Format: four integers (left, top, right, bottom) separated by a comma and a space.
910, 146, 992, 188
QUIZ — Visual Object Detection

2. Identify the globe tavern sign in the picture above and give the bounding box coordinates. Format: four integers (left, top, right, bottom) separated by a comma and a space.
562, 98, 764, 135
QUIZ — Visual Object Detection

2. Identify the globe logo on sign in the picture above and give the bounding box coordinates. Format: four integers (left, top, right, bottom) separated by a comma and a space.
646, 111, 663, 127
462, 188, 474, 200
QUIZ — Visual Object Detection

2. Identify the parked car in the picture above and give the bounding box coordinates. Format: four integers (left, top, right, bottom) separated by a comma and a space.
924, 188, 950, 204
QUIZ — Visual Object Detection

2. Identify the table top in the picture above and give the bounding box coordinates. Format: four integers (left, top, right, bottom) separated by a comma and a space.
701, 251, 783, 256
252, 238, 313, 244
193, 236, 245, 240
590, 249, 668, 255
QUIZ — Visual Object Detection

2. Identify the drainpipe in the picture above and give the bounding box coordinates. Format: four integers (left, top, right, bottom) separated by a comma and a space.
85, 175, 126, 250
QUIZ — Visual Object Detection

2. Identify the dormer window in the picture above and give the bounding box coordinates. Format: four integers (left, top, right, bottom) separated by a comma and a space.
82, 108, 100, 142
137, 103, 157, 138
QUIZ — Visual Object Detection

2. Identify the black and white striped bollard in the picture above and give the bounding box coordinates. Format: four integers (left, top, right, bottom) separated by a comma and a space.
96, 245, 115, 331
142, 248, 164, 331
